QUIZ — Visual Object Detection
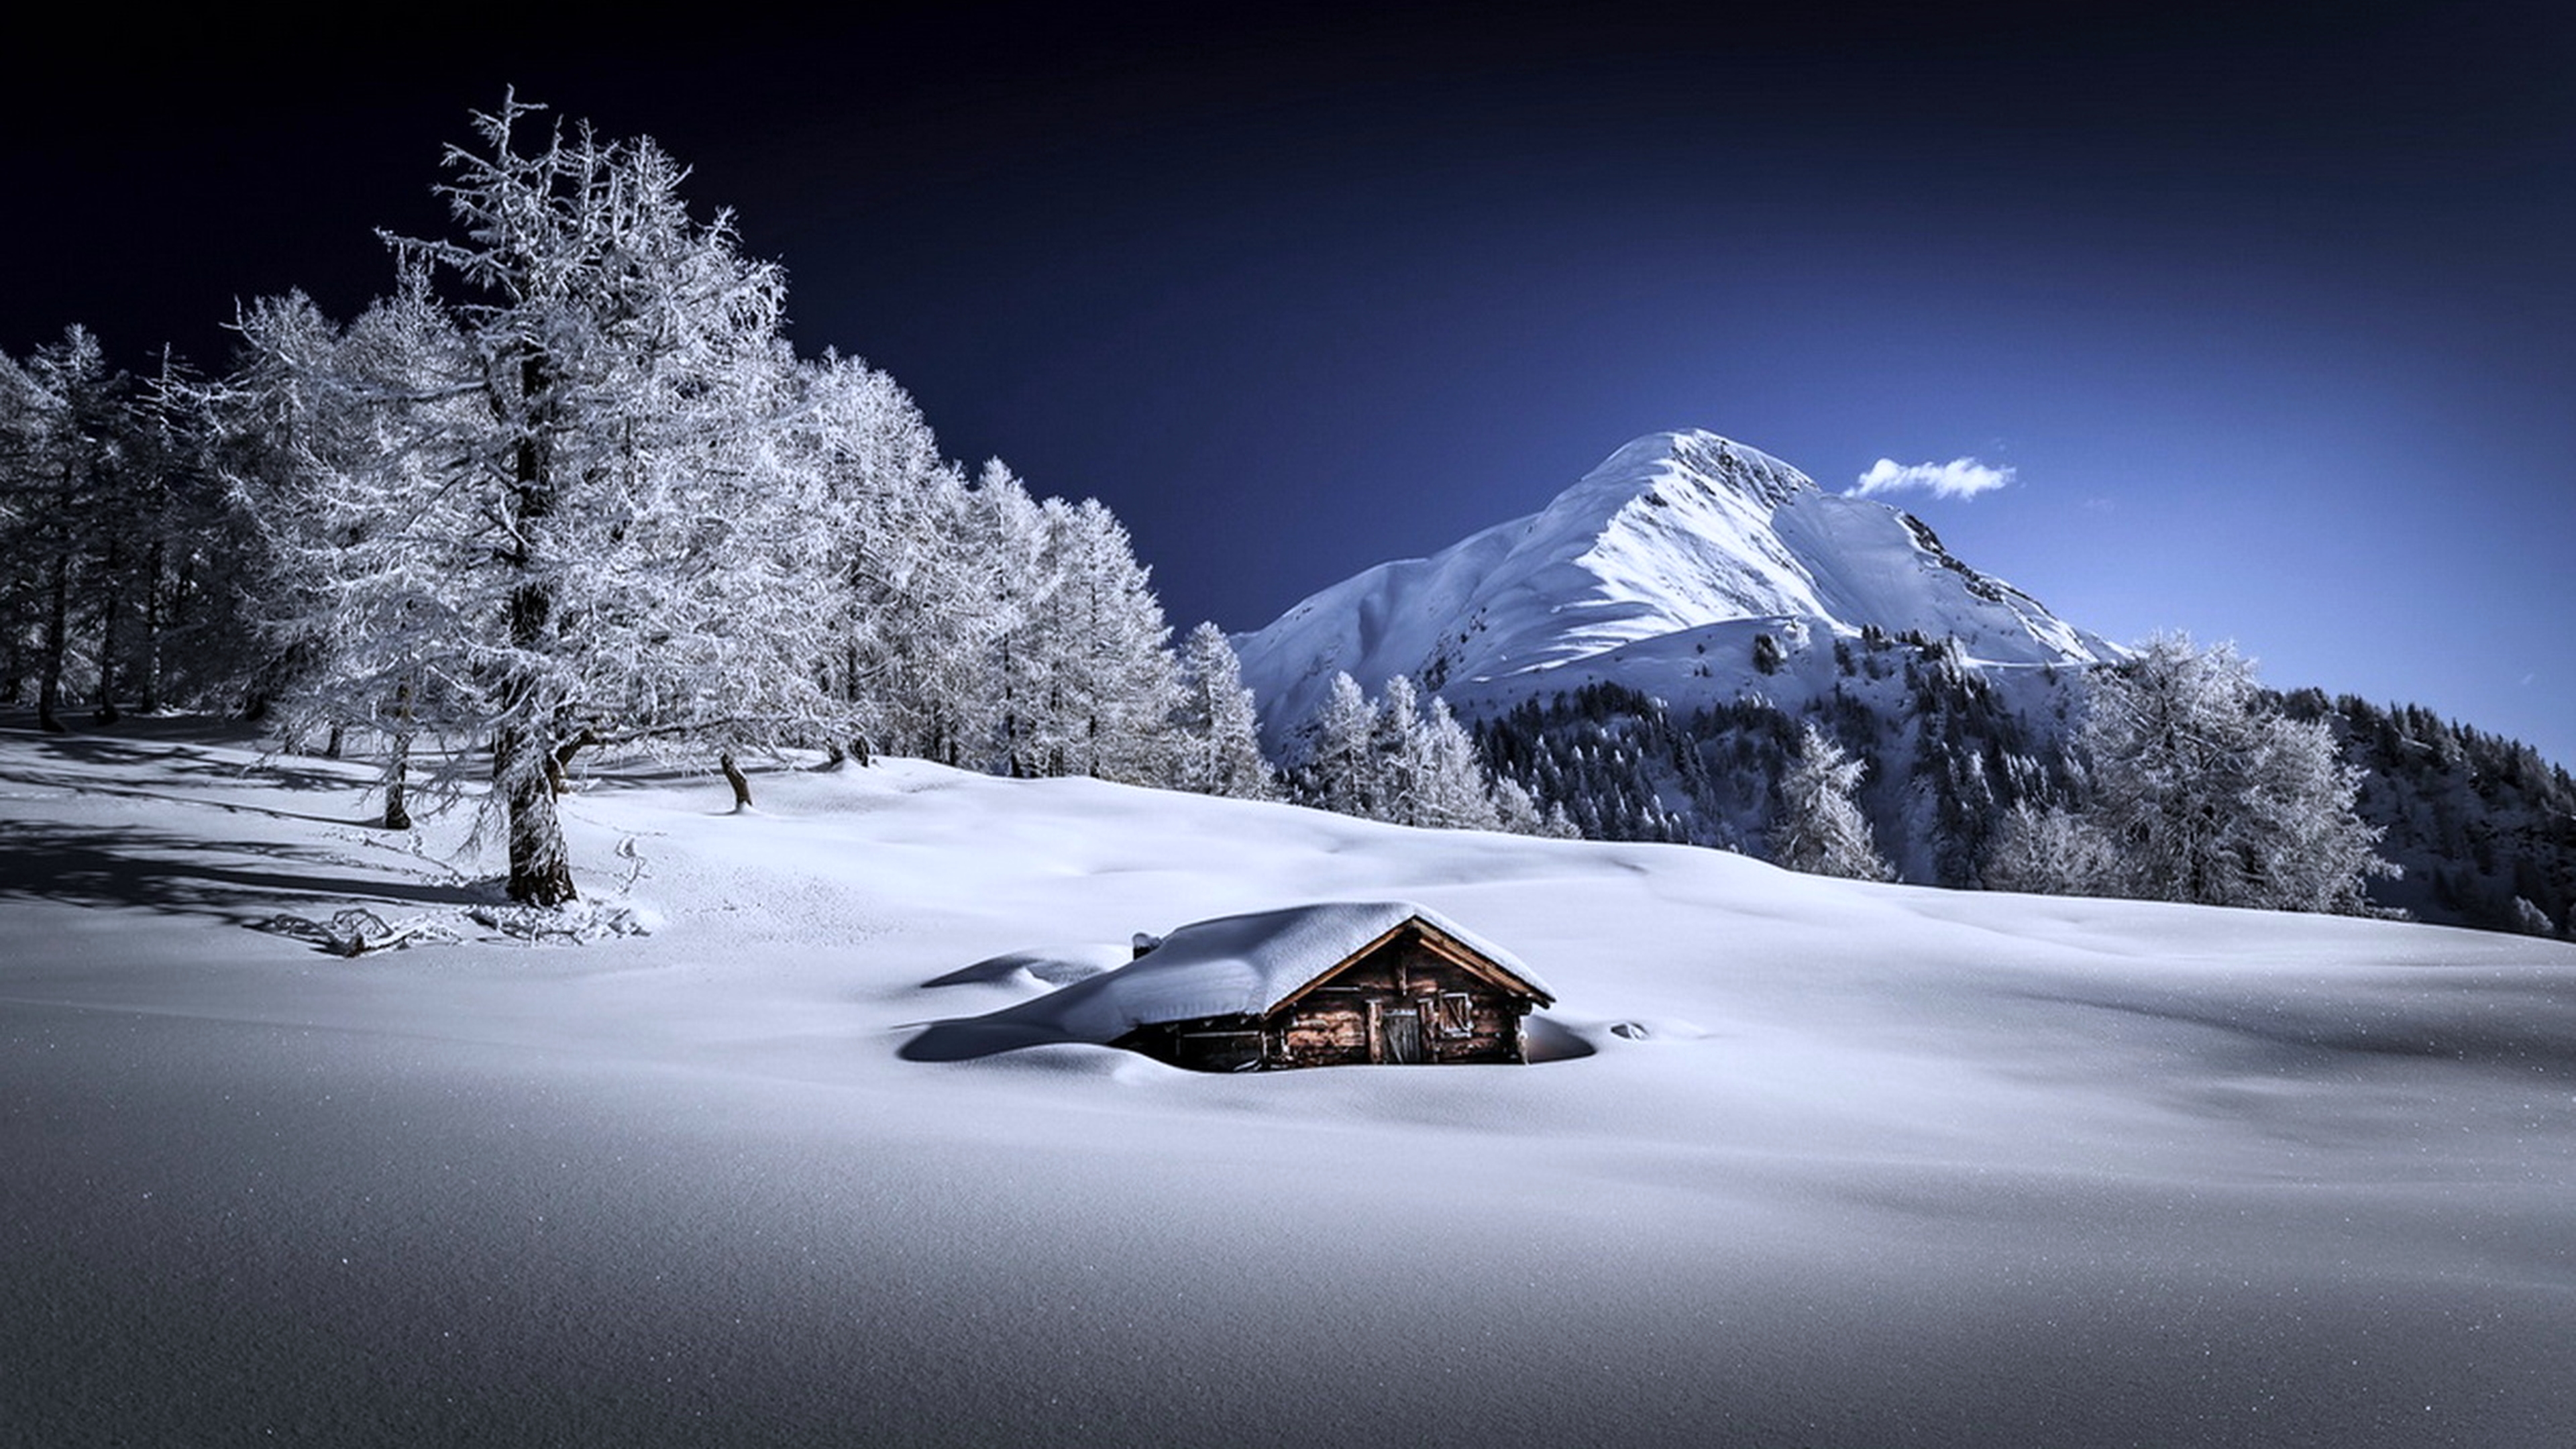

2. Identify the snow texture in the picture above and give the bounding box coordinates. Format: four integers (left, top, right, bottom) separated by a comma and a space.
1234, 428, 2115, 743
6, 716, 2576, 1446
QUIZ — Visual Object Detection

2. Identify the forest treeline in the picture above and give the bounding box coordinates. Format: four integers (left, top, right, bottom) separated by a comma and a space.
0, 97, 1302, 902
1465, 631, 2574, 938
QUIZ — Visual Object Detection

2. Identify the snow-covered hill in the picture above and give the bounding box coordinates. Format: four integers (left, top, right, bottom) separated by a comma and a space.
6, 718, 2576, 1445
1234, 429, 2115, 744
1226, 431, 2576, 933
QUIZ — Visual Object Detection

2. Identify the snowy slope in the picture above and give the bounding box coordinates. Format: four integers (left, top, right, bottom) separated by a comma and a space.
6, 720, 2576, 1446
1234, 429, 2114, 743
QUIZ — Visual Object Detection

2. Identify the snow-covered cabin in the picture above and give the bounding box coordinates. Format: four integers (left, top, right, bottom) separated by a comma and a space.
1090, 902, 1554, 1071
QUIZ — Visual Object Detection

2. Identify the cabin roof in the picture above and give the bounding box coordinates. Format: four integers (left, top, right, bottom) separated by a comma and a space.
990, 900, 1551, 1042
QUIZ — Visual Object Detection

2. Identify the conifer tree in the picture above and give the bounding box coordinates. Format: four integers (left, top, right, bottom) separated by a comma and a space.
1413, 697, 1502, 830
8, 328, 135, 732
1046, 498, 1183, 785
1304, 671, 1377, 816
1372, 674, 1425, 824
1772, 721, 1896, 881
1173, 622, 1275, 800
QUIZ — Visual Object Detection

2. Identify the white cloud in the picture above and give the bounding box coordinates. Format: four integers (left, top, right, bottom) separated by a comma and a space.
1846, 457, 2014, 502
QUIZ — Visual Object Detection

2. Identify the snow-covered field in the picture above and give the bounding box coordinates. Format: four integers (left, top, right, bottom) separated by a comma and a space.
5, 718, 2574, 1446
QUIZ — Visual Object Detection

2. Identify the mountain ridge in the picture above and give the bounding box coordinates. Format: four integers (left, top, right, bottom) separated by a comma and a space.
1230, 429, 2576, 938
1235, 427, 2112, 745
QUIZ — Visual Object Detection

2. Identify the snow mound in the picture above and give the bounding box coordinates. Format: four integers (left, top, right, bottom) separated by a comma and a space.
923, 945, 1126, 990
464, 896, 658, 944
252, 907, 460, 957
906, 900, 1547, 1059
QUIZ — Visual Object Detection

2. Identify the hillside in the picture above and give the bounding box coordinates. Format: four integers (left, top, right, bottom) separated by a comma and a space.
1234, 430, 2576, 936
5, 717, 2576, 1446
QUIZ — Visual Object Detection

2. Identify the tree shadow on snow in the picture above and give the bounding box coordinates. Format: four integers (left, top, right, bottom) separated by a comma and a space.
16, 729, 362, 794
3, 737, 384, 828
0, 821, 479, 929
0, 709, 268, 747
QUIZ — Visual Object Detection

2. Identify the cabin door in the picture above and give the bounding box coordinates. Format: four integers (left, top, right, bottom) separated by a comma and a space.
1376, 1003, 1423, 1065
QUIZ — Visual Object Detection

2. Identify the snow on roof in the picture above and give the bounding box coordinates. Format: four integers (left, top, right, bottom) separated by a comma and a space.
986, 901, 1550, 1042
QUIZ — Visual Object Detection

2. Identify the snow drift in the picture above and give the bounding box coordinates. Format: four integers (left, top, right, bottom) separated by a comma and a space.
904, 899, 1547, 1062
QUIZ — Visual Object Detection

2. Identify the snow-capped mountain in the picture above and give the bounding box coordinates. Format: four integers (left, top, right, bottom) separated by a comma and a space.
1234, 429, 2114, 742
1232, 429, 2576, 935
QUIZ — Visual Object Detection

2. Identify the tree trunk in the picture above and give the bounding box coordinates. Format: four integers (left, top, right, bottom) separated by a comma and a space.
488, 333, 575, 904
93, 534, 123, 725
496, 718, 576, 905
719, 751, 753, 812
383, 742, 413, 831
36, 547, 70, 733
382, 683, 414, 831
138, 537, 166, 714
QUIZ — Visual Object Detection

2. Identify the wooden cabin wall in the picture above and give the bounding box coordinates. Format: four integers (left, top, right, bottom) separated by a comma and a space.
1277, 1001, 1374, 1066
1271, 934, 1530, 1067
1114, 928, 1542, 1071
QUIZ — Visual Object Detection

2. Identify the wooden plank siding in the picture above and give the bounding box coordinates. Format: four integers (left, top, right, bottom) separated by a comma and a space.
1113, 920, 1546, 1071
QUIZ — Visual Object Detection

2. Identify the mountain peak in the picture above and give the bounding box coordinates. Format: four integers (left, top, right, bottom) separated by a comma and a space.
1572, 429, 1817, 515
1234, 428, 2112, 744
1535, 428, 1823, 523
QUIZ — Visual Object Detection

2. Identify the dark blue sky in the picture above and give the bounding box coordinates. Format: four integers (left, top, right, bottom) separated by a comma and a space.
10, 4, 2571, 763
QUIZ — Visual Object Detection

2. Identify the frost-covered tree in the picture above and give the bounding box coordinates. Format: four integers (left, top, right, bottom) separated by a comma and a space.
220, 97, 842, 901
0, 333, 252, 728
0, 347, 44, 708
1303, 671, 1379, 817
837, 453, 1000, 768
4, 328, 138, 732
117, 352, 235, 716
1772, 721, 1896, 881
1411, 697, 1503, 831
967, 462, 1053, 775
2510, 896, 2558, 938
1371, 674, 1426, 822
1026, 498, 1182, 784
786, 349, 957, 765
1980, 800, 2122, 896
1293, 671, 1572, 837
219, 280, 476, 822
2078, 635, 2392, 914
1171, 622, 1274, 800
1489, 770, 1579, 839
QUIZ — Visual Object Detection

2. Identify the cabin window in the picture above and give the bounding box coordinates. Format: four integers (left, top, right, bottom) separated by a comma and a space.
1435, 991, 1474, 1038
